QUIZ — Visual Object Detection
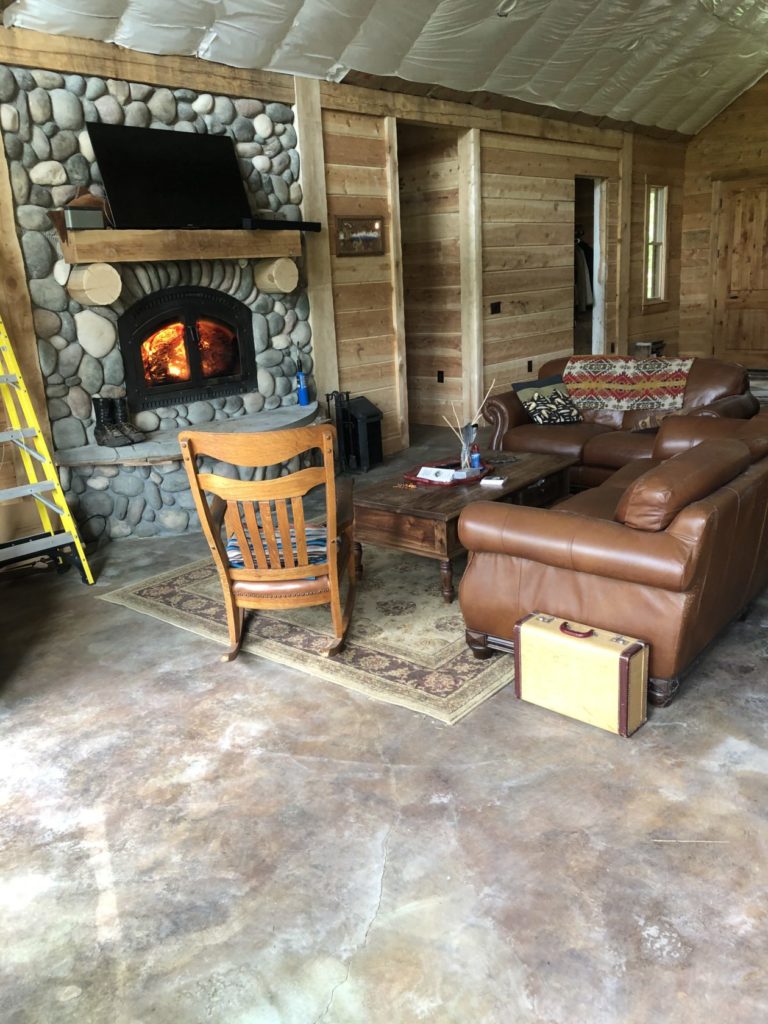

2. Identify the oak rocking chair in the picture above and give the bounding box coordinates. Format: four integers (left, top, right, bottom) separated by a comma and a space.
179, 424, 356, 661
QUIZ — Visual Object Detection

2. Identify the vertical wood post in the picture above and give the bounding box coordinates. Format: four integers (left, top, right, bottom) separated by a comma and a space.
293, 77, 339, 410
458, 129, 483, 420
384, 115, 409, 450
616, 131, 634, 355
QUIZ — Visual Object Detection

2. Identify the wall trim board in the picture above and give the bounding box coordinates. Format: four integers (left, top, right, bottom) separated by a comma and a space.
616, 132, 634, 354
294, 77, 339, 405
384, 115, 409, 450
458, 129, 483, 421
0, 26, 295, 100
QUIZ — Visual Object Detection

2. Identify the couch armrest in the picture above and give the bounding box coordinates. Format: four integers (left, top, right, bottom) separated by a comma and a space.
482, 391, 530, 449
458, 501, 698, 591
687, 392, 759, 419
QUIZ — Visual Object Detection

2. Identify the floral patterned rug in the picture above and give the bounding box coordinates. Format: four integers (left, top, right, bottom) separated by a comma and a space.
101, 548, 514, 724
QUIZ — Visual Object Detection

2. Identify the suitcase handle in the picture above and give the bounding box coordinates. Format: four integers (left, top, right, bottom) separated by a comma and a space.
560, 622, 595, 639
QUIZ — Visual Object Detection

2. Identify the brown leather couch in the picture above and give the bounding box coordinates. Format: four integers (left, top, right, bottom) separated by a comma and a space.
484, 356, 759, 489
458, 420, 768, 706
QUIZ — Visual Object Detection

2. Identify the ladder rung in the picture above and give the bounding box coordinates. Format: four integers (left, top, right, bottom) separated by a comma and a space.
0, 531, 75, 564
0, 428, 36, 443
0, 480, 56, 503
0, 374, 19, 385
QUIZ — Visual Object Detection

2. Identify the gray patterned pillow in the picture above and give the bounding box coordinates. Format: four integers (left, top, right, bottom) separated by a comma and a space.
523, 389, 583, 425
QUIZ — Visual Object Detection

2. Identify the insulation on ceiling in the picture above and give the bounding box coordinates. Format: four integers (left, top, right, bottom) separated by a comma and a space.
5, 0, 768, 134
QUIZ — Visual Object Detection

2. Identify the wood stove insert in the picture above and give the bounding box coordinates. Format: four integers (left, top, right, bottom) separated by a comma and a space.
119, 285, 257, 412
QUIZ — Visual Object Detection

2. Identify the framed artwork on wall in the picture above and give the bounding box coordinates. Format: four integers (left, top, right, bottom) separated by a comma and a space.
334, 216, 385, 256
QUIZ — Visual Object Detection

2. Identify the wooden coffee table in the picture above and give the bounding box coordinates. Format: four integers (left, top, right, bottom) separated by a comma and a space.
353, 451, 576, 603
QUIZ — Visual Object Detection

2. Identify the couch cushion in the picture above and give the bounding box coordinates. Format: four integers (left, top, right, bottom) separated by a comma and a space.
615, 439, 752, 531
581, 429, 656, 469
682, 358, 748, 408
652, 415, 768, 462
501, 422, 612, 460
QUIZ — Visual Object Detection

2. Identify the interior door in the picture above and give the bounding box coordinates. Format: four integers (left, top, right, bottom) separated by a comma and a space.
714, 177, 768, 367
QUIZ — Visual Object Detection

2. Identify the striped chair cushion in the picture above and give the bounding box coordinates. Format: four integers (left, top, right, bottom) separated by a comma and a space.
225, 523, 328, 569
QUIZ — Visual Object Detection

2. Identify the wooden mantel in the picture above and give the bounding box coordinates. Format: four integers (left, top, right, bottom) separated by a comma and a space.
58, 227, 303, 264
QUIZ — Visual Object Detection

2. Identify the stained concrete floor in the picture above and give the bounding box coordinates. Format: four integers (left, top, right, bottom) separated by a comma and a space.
2, 427, 768, 1024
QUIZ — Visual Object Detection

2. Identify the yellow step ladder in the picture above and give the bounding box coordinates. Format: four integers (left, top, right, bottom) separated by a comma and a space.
0, 316, 94, 584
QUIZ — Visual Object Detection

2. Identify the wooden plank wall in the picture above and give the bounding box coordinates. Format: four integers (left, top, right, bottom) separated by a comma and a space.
628, 136, 686, 354
322, 109, 402, 454
679, 76, 768, 356
480, 134, 623, 389
398, 126, 461, 426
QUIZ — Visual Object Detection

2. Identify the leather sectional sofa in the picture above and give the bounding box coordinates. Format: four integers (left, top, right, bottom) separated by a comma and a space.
484, 356, 759, 488
458, 414, 768, 706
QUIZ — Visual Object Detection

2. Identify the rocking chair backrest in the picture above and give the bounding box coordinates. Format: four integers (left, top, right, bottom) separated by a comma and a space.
179, 425, 339, 583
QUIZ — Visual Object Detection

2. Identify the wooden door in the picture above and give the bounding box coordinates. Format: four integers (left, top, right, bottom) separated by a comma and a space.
714, 177, 768, 367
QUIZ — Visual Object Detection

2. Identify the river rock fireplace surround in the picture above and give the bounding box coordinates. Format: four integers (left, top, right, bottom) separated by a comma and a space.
0, 61, 318, 542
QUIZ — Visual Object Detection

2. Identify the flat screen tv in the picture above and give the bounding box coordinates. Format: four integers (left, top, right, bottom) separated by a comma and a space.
87, 122, 252, 230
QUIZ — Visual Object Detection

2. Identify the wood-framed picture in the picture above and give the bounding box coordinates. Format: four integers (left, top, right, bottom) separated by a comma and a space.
334, 216, 385, 257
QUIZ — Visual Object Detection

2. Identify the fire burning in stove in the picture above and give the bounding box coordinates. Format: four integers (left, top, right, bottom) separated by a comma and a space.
140, 318, 240, 387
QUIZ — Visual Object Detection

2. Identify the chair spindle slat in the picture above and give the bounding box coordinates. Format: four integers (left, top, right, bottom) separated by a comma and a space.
291, 496, 309, 565
275, 498, 295, 568
226, 503, 254, 570
243, 501, 269, 569
259, 500, 282, 568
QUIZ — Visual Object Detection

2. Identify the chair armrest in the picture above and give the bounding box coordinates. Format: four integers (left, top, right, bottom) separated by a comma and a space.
482, 391, 530, 449
687, 392, 759, 419
458, 501, 698, 591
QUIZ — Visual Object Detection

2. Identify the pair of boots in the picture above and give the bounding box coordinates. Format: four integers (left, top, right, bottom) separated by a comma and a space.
93, 396, 145, 447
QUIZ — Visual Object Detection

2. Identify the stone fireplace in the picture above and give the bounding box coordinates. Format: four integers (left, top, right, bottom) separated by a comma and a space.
0, 62, 317, 541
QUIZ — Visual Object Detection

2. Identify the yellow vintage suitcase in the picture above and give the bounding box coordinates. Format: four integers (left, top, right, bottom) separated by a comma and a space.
513, 613, 648, 736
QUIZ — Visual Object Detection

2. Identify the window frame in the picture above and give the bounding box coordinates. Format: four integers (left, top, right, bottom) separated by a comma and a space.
644, 183, 669, 305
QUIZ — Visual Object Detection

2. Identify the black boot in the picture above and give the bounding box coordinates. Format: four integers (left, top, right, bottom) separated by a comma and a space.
113, 396, 145, 444
93, 396, 131, 447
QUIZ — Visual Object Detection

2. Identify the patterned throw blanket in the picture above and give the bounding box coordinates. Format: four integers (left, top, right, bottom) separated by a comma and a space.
562, 356, 694, 411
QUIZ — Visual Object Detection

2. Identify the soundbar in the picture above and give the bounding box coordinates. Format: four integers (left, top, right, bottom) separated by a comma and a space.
241, 217, 322, 232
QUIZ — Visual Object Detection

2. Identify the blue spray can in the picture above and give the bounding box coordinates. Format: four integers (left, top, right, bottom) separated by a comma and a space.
297, 357, 310, 406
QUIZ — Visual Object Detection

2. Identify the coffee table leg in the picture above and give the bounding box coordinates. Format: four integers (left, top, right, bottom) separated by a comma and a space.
440, 559, 454, 604
354, 541, 364, 579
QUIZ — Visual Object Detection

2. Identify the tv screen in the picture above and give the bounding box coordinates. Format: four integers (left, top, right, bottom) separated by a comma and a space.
87, 122, 252, 230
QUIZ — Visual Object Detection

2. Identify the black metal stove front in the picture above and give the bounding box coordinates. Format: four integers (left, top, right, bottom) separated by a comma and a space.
119, 285, 257, 412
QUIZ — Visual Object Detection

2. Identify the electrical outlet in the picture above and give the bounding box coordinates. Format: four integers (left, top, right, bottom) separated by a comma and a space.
490, 301, 501, 315
527, 360, 533, 373
437, 370, 445, 383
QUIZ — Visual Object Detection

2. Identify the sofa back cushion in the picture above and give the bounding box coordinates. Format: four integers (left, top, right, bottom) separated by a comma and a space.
653, 416, 768, 462
541, 356, 748, 407
537, 357, 624, 427
615, 439, 752, 531
682, 357, 748, 409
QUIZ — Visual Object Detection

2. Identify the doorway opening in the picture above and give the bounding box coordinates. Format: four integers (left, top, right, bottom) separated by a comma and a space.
574, 176, 606, 355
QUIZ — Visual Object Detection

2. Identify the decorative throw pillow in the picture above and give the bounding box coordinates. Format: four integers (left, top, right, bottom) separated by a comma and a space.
522, 389, 583, 425
513, 374, 565, 405
628, 409, 684, 432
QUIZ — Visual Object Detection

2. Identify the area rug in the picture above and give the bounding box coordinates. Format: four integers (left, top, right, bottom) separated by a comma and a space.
101, 548, 514, 724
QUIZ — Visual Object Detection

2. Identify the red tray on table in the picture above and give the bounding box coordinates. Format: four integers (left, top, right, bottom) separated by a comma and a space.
403, 458, 493, 487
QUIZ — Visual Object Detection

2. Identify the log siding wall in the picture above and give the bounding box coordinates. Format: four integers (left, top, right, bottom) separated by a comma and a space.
628, 136, 686, 354
399, 128, 461, 426
679, 76, 768, 357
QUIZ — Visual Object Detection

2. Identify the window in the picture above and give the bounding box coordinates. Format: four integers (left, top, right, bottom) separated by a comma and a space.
645, 185, 668, 302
